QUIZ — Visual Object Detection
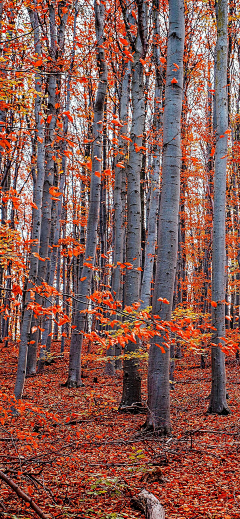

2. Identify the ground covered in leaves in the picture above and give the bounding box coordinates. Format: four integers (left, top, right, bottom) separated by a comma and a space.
0, 342, 240, 519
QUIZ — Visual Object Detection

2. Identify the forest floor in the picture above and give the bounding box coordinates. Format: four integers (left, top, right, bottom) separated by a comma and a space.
0, 341, 240, 519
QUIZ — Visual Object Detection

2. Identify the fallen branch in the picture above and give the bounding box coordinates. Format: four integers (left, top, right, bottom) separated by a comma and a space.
132, 489, 165, 519
0, 470, 50, 519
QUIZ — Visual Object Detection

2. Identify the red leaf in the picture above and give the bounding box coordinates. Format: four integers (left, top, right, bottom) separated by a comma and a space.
119, 37, 129, 46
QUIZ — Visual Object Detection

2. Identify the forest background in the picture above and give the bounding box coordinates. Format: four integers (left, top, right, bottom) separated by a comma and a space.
0, 0, 240, 517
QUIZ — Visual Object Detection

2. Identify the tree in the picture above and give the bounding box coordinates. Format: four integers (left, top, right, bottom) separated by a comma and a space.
67, 0, 107, 387
14, 7, 45, 399
140, 0, 163, 309
145, 0, 185, 434
119, 0, 148, 409
207, 0, 230, 415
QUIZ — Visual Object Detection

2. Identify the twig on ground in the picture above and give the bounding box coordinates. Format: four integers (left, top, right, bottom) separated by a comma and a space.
0, 470, 50, 519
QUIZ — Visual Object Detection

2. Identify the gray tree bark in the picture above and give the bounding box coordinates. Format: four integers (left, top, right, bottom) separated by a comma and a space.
208, 0, 230, 415
67, 0, 107, 387
120, 13, 147, 408
134, 489, 165, 519
140, 0, 163, 309
39, 0, 79, 357
105, 62, 131, 376
14, 8, 45, 398
145, 0, 185, 433
26, 1, 69, 375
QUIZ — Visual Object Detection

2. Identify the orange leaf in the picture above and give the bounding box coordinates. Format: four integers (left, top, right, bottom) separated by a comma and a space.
63, 111, 73, 123
119, 37, 129, 46
49, 187, 62, 197
35, 58, 43, 66
12, 284, 22, 296
30, 202, 38, 209
158, 297, 170, 304
95, 171, 101, 178
80, 276, 87, 281
46, 114, 52, 124
171, 77, 178, 84
211, 301, 217, 308
120, 135, 132, 142
31, 326, 38, 334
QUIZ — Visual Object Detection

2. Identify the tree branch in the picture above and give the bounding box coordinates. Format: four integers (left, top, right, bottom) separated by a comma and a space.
0, 470, 50, 519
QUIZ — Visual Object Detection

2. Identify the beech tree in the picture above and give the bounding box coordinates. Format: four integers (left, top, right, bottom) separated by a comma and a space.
14, 8, 45, 399
67, 0, 107, 387
0, 0, 237, 417
145, 0, 185, 434
140, 0, 163, 309
119, 0, 148, 409
207, 0, 230, 415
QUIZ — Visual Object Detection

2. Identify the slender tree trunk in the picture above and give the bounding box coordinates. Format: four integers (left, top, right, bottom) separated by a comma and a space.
208, 0, 229, 415
120, 33, 146, 409
145, 0, 185, 434
14, 8, 45, 398
105, 62, 131, 376
67, 0, 107, 387
40, 2, 78, 357
140, 0, 162, 308
26, 1, 69, 374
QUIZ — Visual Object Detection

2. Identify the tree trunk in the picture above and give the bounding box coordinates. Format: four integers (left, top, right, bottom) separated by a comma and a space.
67, 0, 107, 387
26, 1, 69, 375
145, 0, 185, 434
39, 1, 78, 358
120, 34, 146, 408
14, 9, 45, 398
140, 0, 162, 309
105, 62, 131, 376
208, 0, 229, 415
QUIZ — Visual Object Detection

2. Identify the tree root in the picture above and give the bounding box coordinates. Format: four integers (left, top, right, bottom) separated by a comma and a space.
118, 402, 147, 414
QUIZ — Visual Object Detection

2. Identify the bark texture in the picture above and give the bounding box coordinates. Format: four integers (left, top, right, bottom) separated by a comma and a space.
120, 29, 146, 408
0, 470, 49, 519
208, 0, 230, 415
140, 0, 162, 309
133, 489, 165, 519
146, 0, 185, 434
105, 62, 131, 376
14, 9, 45, 398
67, 0, 107, 387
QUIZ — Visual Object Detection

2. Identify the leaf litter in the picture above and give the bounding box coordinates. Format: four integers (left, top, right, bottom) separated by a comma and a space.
0, 341, 240, 519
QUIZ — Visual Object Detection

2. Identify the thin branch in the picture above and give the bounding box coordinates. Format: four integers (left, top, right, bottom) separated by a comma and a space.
0, 470, 50, 519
